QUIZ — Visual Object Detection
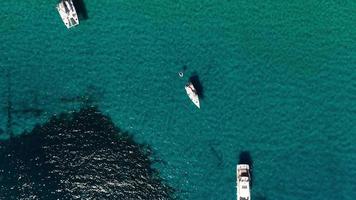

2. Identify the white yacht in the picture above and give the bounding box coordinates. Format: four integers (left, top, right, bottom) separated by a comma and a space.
56, 0, 79, 28
237, 164, 251, 200
185, 82, 200, 108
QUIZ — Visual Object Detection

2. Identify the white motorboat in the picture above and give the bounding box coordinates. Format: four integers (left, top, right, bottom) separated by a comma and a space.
56, 0, 79, 28
237, 164, 251, 200
185, 82, 200, 108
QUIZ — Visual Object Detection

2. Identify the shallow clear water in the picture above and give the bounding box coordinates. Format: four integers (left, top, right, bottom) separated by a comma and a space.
1, 0, 356, 199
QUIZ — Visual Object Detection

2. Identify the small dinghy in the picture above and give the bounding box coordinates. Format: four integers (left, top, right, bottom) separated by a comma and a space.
185, 82, 200, 108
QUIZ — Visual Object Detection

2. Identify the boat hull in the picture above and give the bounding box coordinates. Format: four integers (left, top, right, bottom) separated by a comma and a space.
185, 82, 200, 108
237, 164, 251, 200
56, 0, 79, 28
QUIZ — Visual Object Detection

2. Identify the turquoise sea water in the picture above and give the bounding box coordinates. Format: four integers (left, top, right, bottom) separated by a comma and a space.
1, 0, 356, 199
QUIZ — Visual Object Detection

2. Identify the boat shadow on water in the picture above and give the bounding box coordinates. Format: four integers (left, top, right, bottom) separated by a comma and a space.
189, 74, 204, 99
238, 151, 253, 188
73, 0, 88, 20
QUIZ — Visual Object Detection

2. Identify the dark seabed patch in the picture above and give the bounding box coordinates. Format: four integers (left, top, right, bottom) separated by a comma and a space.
0, 106, 174, 200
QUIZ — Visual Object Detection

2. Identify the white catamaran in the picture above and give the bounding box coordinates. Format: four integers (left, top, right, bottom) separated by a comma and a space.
185, 82, 200, 108
237, 164, 251, 200
56, 0, 79, 28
